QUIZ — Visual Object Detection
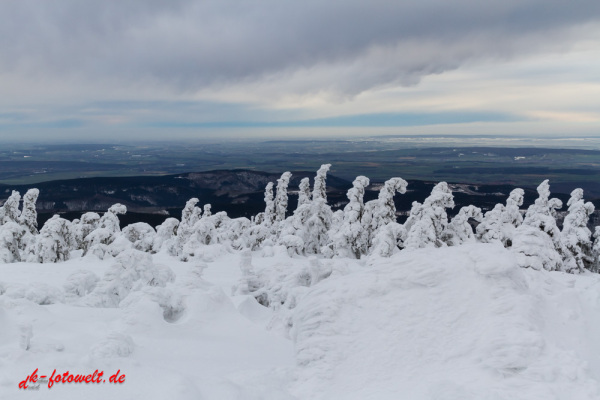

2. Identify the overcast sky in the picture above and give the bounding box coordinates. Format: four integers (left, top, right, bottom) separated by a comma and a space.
1, 0, 600, 141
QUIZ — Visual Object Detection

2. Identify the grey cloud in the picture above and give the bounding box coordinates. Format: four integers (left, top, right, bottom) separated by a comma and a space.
1, 0, 600, 96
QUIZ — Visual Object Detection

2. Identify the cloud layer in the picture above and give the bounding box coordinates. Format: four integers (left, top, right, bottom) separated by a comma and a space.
1, 0, 599, 139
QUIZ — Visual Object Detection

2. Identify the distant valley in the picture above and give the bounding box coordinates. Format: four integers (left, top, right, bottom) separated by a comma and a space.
2, 139, 599, 228
1, 169, 598, 229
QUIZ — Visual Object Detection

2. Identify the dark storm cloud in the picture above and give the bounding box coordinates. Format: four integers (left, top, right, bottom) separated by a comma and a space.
1, 0, 600, 96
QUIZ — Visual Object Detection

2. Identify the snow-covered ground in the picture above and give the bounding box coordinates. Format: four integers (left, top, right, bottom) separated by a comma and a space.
3, 244, 600, 399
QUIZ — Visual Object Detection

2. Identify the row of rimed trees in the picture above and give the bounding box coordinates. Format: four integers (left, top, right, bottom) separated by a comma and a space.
1, 164, 599, 273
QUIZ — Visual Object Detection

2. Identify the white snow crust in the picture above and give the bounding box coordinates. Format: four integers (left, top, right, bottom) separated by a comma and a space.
3, 244, 600, 399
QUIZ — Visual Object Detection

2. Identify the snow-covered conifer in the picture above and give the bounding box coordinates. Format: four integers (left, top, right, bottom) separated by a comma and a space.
84, 228, 113, 259
30, 215, 73, 263
327, 176, 370, 258
9, 189, 41, 259
361, 177, 408, 252
376, 177, 408, 226
244, 183, 278, 250
561, 188, 595, 272
194, 214, 217, 245
0, 222, 26, 263
442, 205, 482, 246
153, 218, 180, 254
203, 204, 212, 218
175, 198, 201, 254
181, 198, 202, 227
592, 227, 600, 273
263, 182, 276, 227
505, 188, 525, 228
512, 180, 569, 271
275, 172, 292, 222
123, 222, 157, 253
371, 222, 406, 257
217, 217, 251, 250
291, 165, 334, 254
99, 203, 126, 233
475, 204, 504, 244
297, 177, 311, 208
85, 249, 175, 307
312, 164, 331, 202
245, 224, 270, 251
1, 191, 21, 225
83, 204, 127, 259
180, 211, 229, 261
19, 189, 39, 234
72, 212, 100, 251
404, 182, 454, 250
476, 188, 524, 247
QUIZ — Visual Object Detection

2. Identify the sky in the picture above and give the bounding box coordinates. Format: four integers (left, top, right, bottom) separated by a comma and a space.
1, 0, 600, 142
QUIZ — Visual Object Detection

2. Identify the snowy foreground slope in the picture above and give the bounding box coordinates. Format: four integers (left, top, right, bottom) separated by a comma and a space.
3, 244, 600, 400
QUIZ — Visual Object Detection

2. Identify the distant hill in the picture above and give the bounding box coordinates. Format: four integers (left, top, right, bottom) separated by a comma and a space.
0, 169, 598, 229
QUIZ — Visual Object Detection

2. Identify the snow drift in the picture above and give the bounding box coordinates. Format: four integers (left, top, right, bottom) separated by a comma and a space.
292, 244, 600, 400
3, 244, 600, 398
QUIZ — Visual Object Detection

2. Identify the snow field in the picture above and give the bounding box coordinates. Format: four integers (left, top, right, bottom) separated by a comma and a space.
2, 244, 600, 399
291, 244, 600, 400
0, 249, 295, 400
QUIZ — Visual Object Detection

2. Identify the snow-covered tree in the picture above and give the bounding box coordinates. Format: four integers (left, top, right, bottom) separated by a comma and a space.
85, 249, 175, 307
0, 222, 26, 263
362, 177, 408, 252
281, 165, 333, 254
475, 204, 504, 244
561, 188, 595, 272
123, 222, 157, 253
1, 191, 21, 225
245, 224, 270, 251
505, 188, 525, 228
263, 182, 276, 227
19, 189, 39, 235
194, 212, 218, 245
443, 205, 482, 246
512, 180, 569, 271
30, 215, 73, 263
245, 183, 278, 250
360, 178, 408, 255
84, 228, 113, 259
476, 188, 525, 247
375, 177, 408, 226
326, 176, 370, 258
592, 227, 600, 273
153, 218, 180, 254
83, 204, 127, 259
312, 164, 331, 202
174, 198, 201, 255
203, 204, 212, 218
476, 187, 525, 248
181, 198, 202, 227
218, 217, 251, 250
371, 222, 406, 257
72, 212, 101, 251
210, 211, 230, 238
404, 182, 454, 250
297, 177, 311, 208
180, 210, 229, 261
275, 172, 292, 222
99, 203, 126, 233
